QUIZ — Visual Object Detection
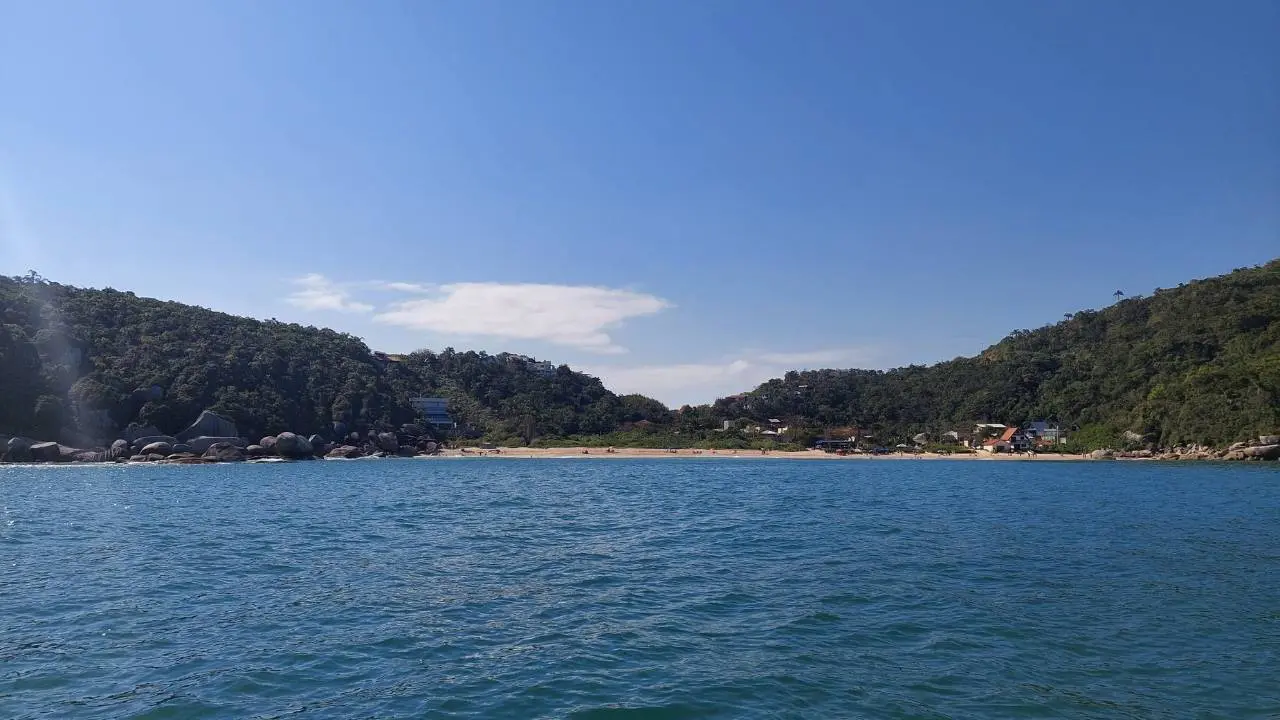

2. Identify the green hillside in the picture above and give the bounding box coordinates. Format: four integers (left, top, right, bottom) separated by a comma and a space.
709, 260, 1280, 447
2, 260, 1276, 450
0, 273, 654, 444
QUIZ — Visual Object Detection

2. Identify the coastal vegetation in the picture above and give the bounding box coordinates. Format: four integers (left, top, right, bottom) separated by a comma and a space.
714, 260, 1279, 448
0, 260, 1276, 454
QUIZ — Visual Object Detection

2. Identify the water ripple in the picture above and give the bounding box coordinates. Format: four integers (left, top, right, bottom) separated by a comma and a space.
1, 459, 1278, 718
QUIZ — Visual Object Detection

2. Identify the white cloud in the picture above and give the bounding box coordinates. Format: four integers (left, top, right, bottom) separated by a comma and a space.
380, 281, 433, 294
285, 274, 373, 313
373, 282, 671, 354
584, 347, 883, 407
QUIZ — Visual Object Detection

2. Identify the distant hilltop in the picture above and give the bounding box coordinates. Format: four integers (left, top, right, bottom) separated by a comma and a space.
0, 260, 1276, 455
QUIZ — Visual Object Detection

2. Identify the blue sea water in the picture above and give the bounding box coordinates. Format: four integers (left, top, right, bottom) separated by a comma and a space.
1, 459, 1277, 719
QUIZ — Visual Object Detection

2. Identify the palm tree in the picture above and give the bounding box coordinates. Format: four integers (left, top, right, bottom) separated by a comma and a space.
1113, 290, 1125, 302
1063, 313, 1072, 321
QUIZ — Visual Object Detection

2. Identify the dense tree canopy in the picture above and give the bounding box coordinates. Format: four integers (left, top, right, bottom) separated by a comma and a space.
713, 261, 1279, 446
1, 260, 1276, 449
0, 275, 656, 444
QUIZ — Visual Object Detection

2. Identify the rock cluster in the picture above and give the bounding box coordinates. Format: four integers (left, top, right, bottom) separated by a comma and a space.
1096, 435, 1280, 462
1, 409, 446, 464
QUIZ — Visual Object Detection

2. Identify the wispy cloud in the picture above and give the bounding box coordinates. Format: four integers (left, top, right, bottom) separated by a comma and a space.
373, 282, 671, 354
379, 281, 433, 294
285, 274, 373, 313
584, 347, 884, 407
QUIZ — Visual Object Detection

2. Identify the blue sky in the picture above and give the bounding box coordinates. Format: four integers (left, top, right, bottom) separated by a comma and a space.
1, 0, 1276, 406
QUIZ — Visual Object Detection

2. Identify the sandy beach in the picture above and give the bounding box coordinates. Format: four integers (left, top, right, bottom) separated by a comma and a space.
437, 447, 1093, 460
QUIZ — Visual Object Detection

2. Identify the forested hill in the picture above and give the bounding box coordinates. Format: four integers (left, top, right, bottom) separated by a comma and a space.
0, 274, 667, 444
2, 261, 1276, 450
709, 260, 1280, 446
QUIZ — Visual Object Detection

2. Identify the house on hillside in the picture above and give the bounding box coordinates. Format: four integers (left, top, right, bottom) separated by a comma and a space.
409, 397, 455, 432
526, 360, 556, 377
372, 351, 407, 368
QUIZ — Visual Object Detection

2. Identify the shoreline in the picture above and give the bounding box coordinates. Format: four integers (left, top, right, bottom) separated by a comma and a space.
433, 447, 1101, 461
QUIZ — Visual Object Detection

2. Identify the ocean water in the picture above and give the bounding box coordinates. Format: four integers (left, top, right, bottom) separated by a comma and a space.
1, 459, 1277, 719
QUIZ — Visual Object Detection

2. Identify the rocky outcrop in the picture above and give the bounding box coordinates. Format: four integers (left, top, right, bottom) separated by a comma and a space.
1089, 449, 1115, 460
376, 432, 399, 453
201, 442, 245, 462
132, 435, 178, 453
186, 436, 245, 454
140, 441, 173, 456
30, 442, 62, 462
326, 445, 364, 459
109, 439, 131, 459
5, 437, 35, 462
1242, 444, 1280, 460
1259, 435, 1280, 446
259, 436, 278, 453
245, 444, 268, 457
308, 435, 327, 455
176, 411, 238, 443
171, 443, 193, 454
274, 432, 313, 458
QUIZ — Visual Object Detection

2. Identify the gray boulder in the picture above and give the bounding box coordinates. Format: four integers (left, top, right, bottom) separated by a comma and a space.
245, 444, 268, 457
109, 439, 131, 459
7, 436, 33, 452
5, 437, 35, 462
376, 432, 399, 453
275, 432, 313, 458
132, 435, 178, 452
1229, 441, 1250, 451
177, 411, 238, 443
187, 436, 246, 454
1089, 449, 1115, 460
326, 445, 363, 459
308, 435, 327, 454
202, 442, 245, 462
171, 443, 193, 454
1224, 450, 1247, 461
140, 441, 173, 456
1242, 444, 1280, 460
1260, 435, 1280, 446
30, 442, 62, 462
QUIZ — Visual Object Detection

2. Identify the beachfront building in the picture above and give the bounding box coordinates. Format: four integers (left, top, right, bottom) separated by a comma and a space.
1023, 420, 1065, 444
981, 437, 1013, 453
971, 423, 1007, 448
409, 397, 455, 432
